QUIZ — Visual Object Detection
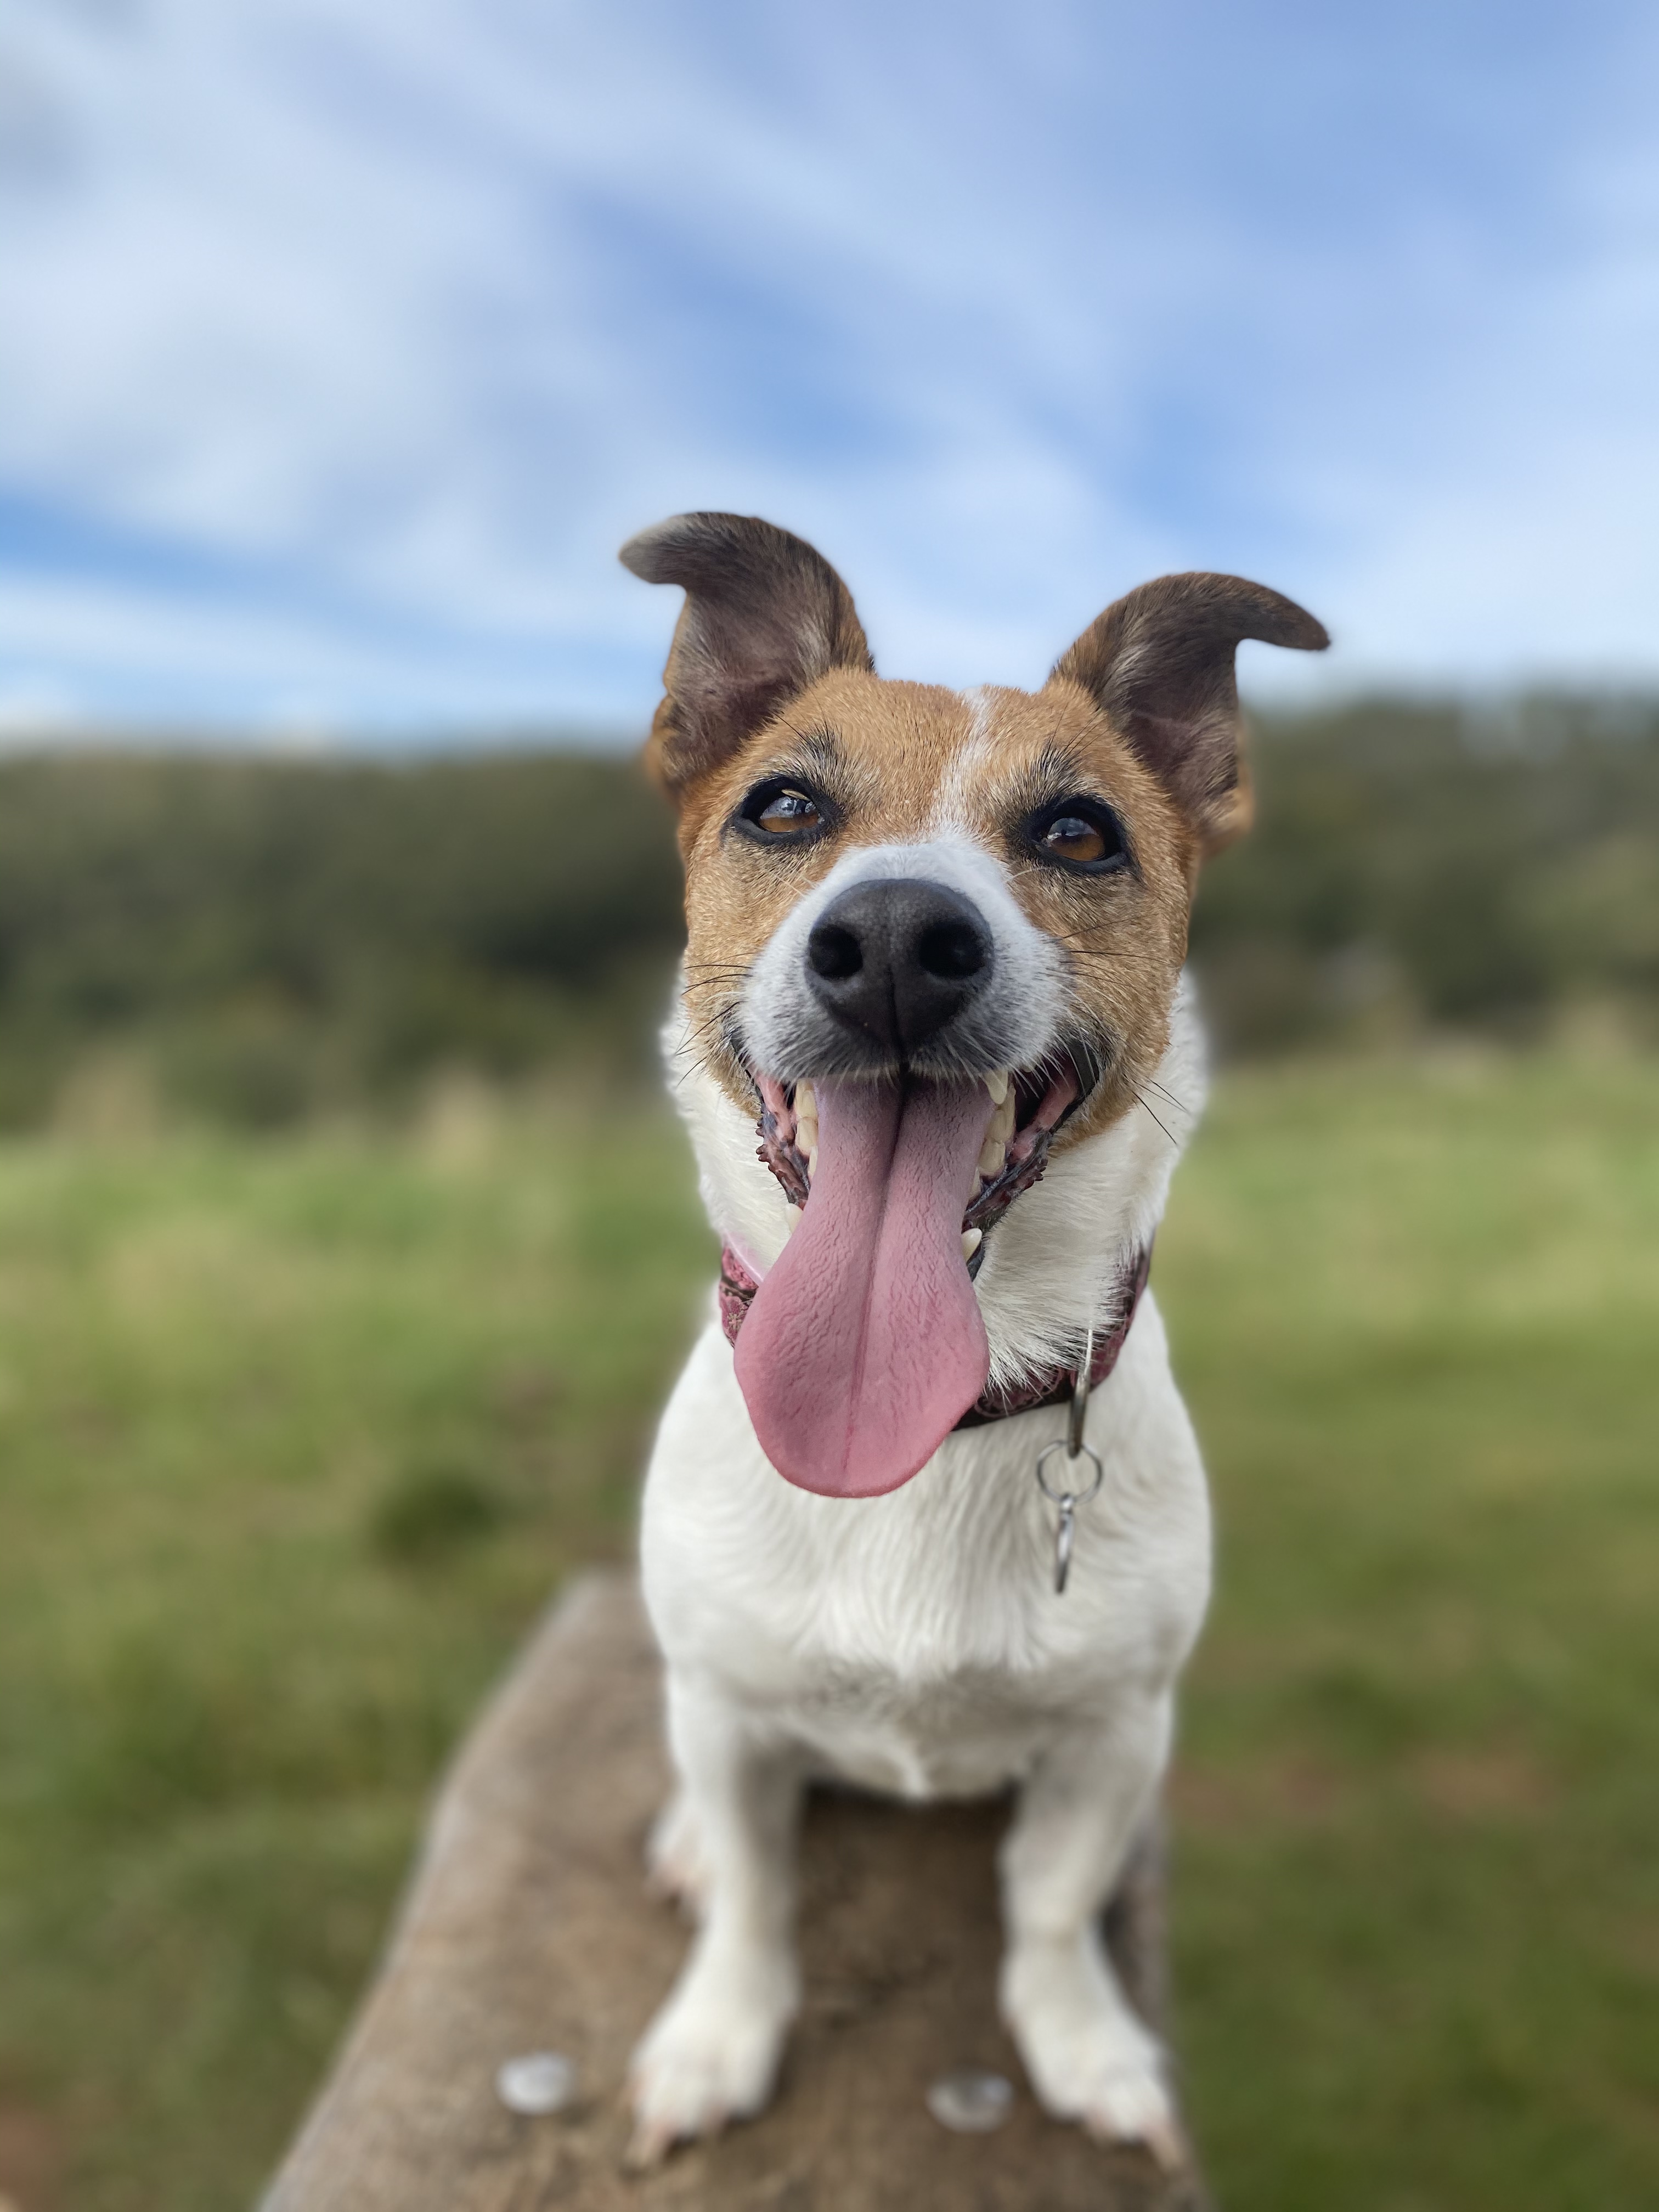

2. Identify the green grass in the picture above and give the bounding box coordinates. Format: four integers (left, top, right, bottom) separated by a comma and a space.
1162, 1054, 1659, 2209
1, 1057, 1656, 2209
0, 1094, 714, 2212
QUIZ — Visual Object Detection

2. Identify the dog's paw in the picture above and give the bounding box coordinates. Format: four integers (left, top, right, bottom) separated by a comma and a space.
626, 1954, 797, 2167
644, 1790, 708, 1915
1001, 1940, 1183, 2169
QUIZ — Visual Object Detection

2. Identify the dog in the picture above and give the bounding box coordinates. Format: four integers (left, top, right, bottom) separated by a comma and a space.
618, 512, 1326, 2166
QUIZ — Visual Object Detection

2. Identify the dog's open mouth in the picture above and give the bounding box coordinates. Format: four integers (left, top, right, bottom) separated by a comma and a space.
733, 1049, 1097, 1499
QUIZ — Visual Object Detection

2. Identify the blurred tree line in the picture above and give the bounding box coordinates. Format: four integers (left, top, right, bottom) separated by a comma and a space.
0, 696, 1654, 1130
0, 751, 681, 1129
1194, 693, 1659, 1057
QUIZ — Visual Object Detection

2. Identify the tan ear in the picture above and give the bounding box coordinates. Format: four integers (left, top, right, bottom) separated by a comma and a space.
1049, 572, 1328, 855
620, 513, 873, 800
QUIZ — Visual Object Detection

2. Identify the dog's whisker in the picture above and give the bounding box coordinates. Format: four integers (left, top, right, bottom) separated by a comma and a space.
1141, 1076, 1194, 1118
1131, 1088, 1179, 1147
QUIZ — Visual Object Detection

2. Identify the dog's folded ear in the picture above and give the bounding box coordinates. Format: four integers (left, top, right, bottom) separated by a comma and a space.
621, 514, 873, 799
1050, 574, 1328, 856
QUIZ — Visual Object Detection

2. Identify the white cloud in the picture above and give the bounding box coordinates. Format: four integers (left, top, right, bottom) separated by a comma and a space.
2, 0, 1657, 730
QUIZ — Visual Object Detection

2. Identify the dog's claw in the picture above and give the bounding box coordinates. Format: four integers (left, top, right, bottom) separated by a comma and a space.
624, 2087, 732, 2169
624, 2113, 687, 2170
1141, 2113, 1188, 2173
1082, 2104, 1187, 2172
1074, 2065, 1186, 2170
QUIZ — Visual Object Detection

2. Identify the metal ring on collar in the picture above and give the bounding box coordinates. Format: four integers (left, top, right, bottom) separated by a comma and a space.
1035, 1439, 1104, 1506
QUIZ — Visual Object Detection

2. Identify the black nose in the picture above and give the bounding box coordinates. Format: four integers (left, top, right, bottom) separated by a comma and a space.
805, 879, 993, 1058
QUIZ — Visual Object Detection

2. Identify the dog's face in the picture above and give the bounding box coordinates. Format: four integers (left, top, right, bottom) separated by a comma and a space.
624, 514, 1326, 1500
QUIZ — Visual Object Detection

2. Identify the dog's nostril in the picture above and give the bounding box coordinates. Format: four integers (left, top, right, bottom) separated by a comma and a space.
916, 920, 986, 981
808, 922, 863, 981
803, 878, 992, 1057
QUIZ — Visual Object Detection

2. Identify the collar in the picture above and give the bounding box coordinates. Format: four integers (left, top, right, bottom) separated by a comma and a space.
715, 1238, 1152, 1432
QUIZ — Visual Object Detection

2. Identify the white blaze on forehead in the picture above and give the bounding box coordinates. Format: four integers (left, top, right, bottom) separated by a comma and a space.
959, 684, 994, 740
931, 685, 1017, 840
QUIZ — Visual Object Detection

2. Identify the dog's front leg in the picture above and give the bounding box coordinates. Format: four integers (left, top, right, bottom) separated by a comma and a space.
628, 1675, 802, 2164
999, 1695, 1183, 2166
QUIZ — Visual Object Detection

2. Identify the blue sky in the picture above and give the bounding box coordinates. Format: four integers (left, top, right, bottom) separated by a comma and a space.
3, 0, 1657, 740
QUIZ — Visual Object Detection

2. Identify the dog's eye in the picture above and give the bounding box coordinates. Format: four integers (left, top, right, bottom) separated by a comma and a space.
1030, 798, 1130, 874
1044, 814, 1107, 863
740, 782, 826, 840
757, 789, 820, 834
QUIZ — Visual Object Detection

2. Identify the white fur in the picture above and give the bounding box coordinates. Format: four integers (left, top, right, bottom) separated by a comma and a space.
630, 844, 1213, 2168
741, 834, 1068, 1089
929, 685, 1004, 832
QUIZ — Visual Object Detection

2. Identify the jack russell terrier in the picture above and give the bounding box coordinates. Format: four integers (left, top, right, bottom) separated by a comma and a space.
617, 512, 1326, 2167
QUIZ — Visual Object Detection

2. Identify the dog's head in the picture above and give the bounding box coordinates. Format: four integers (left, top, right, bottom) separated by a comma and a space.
624, 512, 1326, 1499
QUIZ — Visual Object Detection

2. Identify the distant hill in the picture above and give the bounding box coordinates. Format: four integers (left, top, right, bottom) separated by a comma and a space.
0, 698, 1654, 1127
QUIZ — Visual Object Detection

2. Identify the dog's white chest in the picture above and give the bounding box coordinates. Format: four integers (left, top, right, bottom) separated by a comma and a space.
640, 1310, 1211, 1802
766, 1661, 1104, 1799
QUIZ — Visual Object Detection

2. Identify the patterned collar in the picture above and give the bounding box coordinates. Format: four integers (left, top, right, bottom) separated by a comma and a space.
714, 1238, 1152, 1432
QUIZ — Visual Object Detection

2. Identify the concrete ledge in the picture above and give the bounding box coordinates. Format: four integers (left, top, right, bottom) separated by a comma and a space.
263, 1572, 1206, 2211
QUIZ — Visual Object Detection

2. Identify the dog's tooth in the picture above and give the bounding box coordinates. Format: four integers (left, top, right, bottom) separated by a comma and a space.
977, 1136, 1006, 1178
796, 1080, 816, 1115
805, 1142, 818, 1175
961, 1227, 983, 1261
991, 1092, 1016, 1142
785, 1203, 802, 1235
983, 1070, 1010, 1107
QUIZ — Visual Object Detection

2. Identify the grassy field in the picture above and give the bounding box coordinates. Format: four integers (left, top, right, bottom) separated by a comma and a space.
0, 1056, 1655, 2210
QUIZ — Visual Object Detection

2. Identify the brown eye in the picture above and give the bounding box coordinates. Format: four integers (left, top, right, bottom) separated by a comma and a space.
1029, 797, 1129, 874
758, 789, 820, 834
1042, 813, 1107, 864
739, 781, 828, 840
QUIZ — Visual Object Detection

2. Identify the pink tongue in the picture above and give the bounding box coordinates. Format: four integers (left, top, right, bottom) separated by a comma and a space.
735, 1077, 991, 1497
